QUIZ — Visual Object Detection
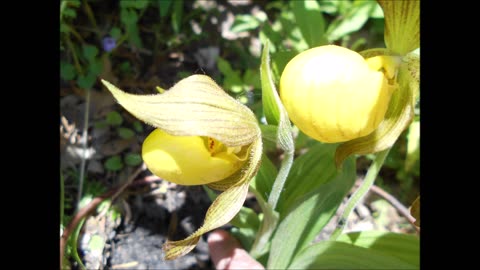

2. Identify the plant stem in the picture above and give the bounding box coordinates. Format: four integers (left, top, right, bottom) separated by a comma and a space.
82, 0, 98, 31
76, 89, 91, 210
330, 148, 391, 240
249, 185, 279, 259
61, 171, 64, 226
267, 150, 294, 210
65, 36, 83, 75
72, 218, 87, 270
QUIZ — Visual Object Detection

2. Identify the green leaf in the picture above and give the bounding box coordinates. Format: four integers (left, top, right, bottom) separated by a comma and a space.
217, 57, 244, 93
267, 157, 356, 269
259, 22, 282, 53
327, 0, 378, 42
124, 153, 143, 166
68, 0, 80, 8
158, 0, 172, 18
63, 8, 77, 18
104, 156, 124, 171
337, 231, 419, 267
243, 69, 261, 90
288, 241, 417, 269
120, 8, 138, 25
106, 111, 123, 126
82, 44, 98, 62
109, 27, 122, 39
88, 235, 105, 252
291, 0, 327, 48
117, 127, 135, 139
132, 121, 144, 132
260, 41, 280, 126
171, 0, 183, 34
89, 59, 103, 75
70, 219, 87, 269
61, 62, 76, 81
260, 41, 294, 210
126, 23, 142, 48
276, 143, 338, 214
60, 23, 69, 33
133, 0, 149, 9
230, 206, 260, 230
270, 50, 298, 83
231, 15, 260, 33
77, 72, 97, 89
120, 0, 149, 10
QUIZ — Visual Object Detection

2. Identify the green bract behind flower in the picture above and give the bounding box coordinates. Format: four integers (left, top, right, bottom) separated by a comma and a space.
280, 45, 396, 143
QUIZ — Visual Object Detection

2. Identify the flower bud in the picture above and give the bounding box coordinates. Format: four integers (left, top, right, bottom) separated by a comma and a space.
280, 45, 395, 143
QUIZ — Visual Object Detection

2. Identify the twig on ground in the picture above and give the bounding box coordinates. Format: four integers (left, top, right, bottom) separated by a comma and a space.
354, 180, 420, 233
60, 164, 146, 268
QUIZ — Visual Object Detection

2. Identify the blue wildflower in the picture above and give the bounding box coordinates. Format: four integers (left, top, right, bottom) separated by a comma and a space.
102, 36, 116, 52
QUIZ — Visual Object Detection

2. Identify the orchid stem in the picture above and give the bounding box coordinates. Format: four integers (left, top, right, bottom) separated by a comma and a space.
267, 149, 294, 210
330, 148, 390, 240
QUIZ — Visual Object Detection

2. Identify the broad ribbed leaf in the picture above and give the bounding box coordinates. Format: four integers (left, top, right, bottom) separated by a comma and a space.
292, 0, 327, 48
277, 142, 338, 214
289, 241, 417, 269
378, 0, 419, 55
337, 231, 419, 267
101, 75, 259, 147
267, 157, 356, 269
327, 0, 379, 42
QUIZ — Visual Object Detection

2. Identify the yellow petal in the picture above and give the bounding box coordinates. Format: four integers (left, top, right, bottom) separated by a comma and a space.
142, 129, 248, 185
335, 49, 417, 167
280, 45, 395, 143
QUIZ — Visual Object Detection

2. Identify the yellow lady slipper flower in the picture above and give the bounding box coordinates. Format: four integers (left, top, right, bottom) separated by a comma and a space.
280, 45, 396, 143
101, 75, 262, 260
142, 129, 248, 186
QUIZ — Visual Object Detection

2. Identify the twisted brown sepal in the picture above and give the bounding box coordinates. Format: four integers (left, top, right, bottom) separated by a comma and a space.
163, 139, 262, 259
101, 75, 259, 147
378, 0, 420, 55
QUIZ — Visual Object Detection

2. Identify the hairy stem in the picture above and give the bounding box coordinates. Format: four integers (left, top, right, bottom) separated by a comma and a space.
267, 150, 294, 210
